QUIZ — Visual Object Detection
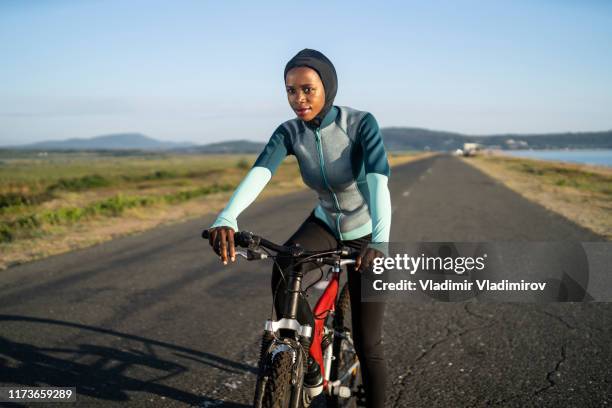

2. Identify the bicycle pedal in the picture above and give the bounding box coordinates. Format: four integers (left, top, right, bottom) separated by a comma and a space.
335, 385, 351, 399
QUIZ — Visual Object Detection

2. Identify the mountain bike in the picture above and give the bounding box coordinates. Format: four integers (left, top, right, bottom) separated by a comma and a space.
202, 229, 364, 408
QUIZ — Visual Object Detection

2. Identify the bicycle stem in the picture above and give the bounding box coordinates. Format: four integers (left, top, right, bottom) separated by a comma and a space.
283, 269, 304, 320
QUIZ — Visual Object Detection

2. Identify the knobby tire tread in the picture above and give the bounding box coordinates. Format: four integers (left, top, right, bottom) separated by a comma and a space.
262, 350, 294, 408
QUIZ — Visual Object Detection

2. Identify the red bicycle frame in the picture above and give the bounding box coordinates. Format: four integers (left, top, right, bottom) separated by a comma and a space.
309, 270, 340, 389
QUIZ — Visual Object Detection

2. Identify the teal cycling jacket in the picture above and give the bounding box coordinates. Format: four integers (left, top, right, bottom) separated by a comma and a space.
211, 105, 392, 243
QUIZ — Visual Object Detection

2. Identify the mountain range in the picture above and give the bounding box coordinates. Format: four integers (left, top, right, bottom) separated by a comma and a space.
381, 128, 612, 151
3, 129, 612, 153
7, 133, 194, 151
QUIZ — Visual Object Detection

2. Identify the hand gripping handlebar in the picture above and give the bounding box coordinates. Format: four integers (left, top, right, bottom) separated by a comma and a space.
202, 229, 358, 259
202, 229, 306, 257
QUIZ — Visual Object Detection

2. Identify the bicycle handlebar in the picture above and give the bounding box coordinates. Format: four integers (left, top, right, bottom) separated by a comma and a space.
202, 228, 358, 259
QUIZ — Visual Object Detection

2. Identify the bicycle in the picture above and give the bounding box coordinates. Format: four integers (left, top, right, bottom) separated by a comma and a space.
202, 229, 364, 408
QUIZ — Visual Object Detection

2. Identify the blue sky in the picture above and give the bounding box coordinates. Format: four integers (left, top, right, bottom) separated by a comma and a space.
1, 0, 611, 145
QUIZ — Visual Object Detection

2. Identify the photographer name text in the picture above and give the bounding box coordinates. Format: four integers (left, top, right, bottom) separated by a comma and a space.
373, 279, 547, 292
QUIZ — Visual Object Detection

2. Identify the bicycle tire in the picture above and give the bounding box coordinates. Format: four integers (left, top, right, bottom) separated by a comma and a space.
261, 350, 294, 408
327, 282, 360, 408
335, 281, 351, 330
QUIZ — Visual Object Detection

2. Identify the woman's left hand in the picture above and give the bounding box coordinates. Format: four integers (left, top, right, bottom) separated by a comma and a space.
355, 246, 384, 273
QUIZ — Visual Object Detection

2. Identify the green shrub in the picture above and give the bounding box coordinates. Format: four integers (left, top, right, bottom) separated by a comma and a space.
16, 214, 40, 229
0, 192, 30, 208
2, 182, 237, 244
0, 191, 55, 209
0, 224, 13, 243
48, 174, 110, 192
236, 158, 251, 169
155, 170, 177, 179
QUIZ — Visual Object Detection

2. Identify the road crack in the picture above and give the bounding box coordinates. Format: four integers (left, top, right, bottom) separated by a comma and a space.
533, 344, 567, 396
539, 310, 575, 330
391, 304, 498, 407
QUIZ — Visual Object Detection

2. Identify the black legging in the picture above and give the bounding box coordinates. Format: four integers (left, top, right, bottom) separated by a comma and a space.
271, 211, 387, 408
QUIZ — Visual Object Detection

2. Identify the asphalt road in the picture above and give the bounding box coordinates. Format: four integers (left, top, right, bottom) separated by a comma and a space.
0, 154, 610, 407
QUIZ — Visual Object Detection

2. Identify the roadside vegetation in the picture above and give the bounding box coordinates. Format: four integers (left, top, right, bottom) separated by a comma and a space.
0, 152, 251, 244
464, 153, 612, 239
0, 150, 426, 269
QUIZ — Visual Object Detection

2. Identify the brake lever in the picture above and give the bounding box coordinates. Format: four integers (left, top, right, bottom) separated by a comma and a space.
247, 249, 268, 260
235, 249, 268, 260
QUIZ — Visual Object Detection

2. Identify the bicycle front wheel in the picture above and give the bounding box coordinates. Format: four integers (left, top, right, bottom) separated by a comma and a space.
327, 282, 360, 408
260, 350, 294, 408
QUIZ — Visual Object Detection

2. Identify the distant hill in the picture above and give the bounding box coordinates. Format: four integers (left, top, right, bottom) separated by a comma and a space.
12, 133, 195, 151
5, 128, 612, 153
179, 140, 266, 154
382, 128, 466, 151
381, 128, 612, 151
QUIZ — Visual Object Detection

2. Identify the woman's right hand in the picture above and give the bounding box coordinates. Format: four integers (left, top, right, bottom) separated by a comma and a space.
207, 226, 236, 265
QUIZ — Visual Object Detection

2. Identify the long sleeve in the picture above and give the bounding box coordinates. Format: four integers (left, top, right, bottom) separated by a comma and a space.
209, 167, 272, 231
366, 173, 391, 243
359, 113, 392, 243
210, 126, 291, 231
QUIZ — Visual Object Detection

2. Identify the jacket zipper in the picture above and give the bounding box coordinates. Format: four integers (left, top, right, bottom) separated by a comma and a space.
315, 128, 343, 240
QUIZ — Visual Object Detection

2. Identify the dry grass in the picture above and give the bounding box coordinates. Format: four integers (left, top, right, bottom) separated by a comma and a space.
1, 151, 429, 269
388, 151, 436, 167
462, 152, 612, 240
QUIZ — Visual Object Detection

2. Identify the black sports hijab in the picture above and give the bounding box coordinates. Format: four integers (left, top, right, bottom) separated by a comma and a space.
284, 48, 338, 129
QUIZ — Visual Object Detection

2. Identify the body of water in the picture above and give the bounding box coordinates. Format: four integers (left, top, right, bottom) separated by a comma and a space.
503, 149, 612, 167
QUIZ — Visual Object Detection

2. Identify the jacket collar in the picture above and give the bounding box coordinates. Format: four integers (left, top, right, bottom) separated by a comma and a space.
298, 106, 338, 132
320, 105, 338, 129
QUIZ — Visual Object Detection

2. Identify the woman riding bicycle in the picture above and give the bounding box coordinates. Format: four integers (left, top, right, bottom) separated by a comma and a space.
207, 49, 390, 408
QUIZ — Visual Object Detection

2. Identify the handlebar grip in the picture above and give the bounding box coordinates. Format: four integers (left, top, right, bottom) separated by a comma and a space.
202, 228, 242, 240
202, 228, 256, 249
235, 231, 256, 248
